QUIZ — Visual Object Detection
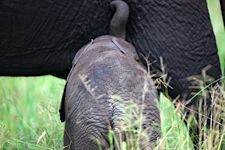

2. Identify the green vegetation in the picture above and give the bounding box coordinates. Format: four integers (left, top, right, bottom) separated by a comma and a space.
207, 0, 225, 77
0, 76, 65, 149
0, 75, 224, 149
157, 94, 194, 150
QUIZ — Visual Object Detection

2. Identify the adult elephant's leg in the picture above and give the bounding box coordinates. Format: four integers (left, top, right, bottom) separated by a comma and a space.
127, 0, 221, 101
0, 0, 111, 79
126, 0, 221, 148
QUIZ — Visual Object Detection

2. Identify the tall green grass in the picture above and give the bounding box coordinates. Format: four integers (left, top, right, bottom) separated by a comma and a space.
0, 76, 65, 149
207, 0, 225, 77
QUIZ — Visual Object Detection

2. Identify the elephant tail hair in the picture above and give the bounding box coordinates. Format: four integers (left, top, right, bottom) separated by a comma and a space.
110, 0, 129, 40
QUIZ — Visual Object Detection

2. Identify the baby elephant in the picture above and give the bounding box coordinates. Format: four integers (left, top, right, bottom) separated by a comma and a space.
59, 0, 160, 149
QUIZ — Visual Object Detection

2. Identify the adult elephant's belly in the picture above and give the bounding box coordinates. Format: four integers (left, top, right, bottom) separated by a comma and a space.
0, 0, 222, 100
0, 0, 112, 78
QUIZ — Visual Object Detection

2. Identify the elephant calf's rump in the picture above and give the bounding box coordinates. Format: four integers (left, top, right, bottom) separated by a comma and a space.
60, 35, 161, 150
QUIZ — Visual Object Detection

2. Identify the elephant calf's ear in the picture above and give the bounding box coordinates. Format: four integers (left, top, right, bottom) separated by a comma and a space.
59, 82, 67, 122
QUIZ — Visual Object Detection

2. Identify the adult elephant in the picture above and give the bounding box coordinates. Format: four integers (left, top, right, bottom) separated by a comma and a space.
0, 1, 222, 102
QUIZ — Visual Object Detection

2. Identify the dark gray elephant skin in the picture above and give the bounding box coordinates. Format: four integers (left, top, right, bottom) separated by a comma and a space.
0, 1, 222, 109
60, 1, 160, 149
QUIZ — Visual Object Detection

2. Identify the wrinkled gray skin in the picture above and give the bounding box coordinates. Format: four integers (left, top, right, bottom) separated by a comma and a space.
60, 1, 160, 149
0, 0, 222, 103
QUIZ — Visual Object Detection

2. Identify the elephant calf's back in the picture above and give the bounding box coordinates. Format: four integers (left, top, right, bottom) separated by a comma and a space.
64, 51, 160, 149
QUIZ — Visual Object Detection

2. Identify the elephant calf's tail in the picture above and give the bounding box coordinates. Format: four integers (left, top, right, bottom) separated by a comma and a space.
110, 0, 129, 40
